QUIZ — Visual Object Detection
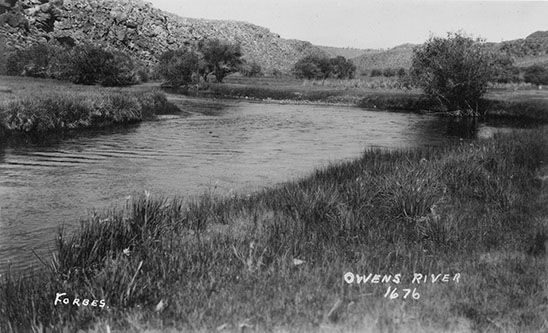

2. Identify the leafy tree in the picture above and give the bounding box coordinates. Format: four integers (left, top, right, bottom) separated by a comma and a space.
382, 68, 396, 77
63, 44, 139, 86
410, 32, 499, 113
198, 39, 242, 83
100, 50, 140, 87
329, 56, 356, 79
523, 65, 548, 86
491, 54, 520, 83
239, 60, 263, 77
293, 54, 332, 80
370, 69, 382, 77
156, 48, 201, 87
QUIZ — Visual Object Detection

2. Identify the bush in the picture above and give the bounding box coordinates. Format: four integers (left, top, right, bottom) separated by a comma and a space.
239, 60, 263, 77
156, 48, 201, 87
198, 39, 243, 83
370, 69, 383, 77
5, 43, 65, 78
330, 56, 356, 79
4, 42, 141, 87
523, 65, 548, 86
492, 55, 520, 83
410, 32, 499, 113
293, 54, 332, 80
382, 68, 396, 77
64, 44, 139, 86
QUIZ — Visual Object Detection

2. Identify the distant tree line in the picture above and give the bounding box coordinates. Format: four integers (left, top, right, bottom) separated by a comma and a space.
292, 55, 356, 80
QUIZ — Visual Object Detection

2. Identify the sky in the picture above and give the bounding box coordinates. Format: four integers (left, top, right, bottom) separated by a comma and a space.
146, 0, 548, 49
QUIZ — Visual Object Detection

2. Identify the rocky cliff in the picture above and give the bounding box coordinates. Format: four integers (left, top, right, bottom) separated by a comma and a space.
0, 0, 325, 72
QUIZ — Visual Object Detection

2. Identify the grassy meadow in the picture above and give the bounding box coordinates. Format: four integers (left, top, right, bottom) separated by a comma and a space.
1, 125, 548, 332
0, 76, 181, 136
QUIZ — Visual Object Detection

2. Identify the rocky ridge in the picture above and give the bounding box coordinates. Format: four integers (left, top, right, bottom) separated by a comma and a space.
0, 0, 325, 72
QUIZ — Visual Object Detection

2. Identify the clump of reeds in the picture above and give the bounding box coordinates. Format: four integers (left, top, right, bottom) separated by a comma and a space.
0, 90, 179, 135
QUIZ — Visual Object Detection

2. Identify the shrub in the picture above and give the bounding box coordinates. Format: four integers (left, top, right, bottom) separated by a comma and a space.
239, 60, 263, 77
523, 65, 548, 86
293, 54, 332, 80
156, 48, 201, 87
492, 55, 520, 83
64, 44, 139, 86
330, 56, 356, 79
5, 43, 65, 78
198, 39, 243, 83
370, 69, 382, 77
382, 68, 396, 77
410, 32, 499, 113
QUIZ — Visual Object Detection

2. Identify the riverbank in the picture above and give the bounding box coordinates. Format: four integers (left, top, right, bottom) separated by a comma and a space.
1, 126, 547, 332
192, 76, 548, 122
0, 76, 181, 136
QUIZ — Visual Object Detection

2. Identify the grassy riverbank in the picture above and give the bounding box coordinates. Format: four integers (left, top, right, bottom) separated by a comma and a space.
1, 126, 547, 332
202, 76, 548, 122
0, 76, 181, 136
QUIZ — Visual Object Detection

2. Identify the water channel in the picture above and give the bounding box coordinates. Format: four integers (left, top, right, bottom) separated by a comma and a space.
0, 96, 536, 273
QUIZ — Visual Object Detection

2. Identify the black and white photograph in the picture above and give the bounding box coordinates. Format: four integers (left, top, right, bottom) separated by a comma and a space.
1, 0, 548, 331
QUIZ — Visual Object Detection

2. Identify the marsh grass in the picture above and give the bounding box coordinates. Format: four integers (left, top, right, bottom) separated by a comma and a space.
0, 76, 181, 136
1, 127, 548, 332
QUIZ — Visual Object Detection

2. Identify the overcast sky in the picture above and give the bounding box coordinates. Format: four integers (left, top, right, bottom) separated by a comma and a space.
147, 0, 548, 49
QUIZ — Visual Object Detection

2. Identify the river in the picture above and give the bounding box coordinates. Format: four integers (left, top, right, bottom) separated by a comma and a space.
0, 96, 536, 273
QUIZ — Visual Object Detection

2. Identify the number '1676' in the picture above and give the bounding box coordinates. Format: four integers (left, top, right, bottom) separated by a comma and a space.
384, 287, 420, 299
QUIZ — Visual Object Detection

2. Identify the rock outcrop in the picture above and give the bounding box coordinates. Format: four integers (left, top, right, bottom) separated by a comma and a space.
0, 0, 325, 72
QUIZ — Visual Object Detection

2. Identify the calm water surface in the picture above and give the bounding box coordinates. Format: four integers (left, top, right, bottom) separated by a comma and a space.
0, 96, 535, 272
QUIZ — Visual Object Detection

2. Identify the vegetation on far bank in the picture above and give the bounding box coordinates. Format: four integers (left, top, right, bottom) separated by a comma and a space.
1, 126, 547, 332
0, 76, 180, 136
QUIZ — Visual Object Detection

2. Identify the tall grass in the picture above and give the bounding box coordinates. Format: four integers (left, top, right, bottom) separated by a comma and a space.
0, 90, 179, 135
1, 127, 548, 331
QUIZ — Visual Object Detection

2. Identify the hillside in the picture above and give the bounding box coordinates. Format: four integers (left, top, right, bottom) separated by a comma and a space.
317, 45, 373, 59
0, 0, 325, 72
350, 43, 416, 74
351, 32, 548, 74
496, 32, 548, 66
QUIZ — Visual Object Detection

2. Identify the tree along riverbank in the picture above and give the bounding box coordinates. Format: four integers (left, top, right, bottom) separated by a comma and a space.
1, 126, 547, 331
0, 76, 181, 137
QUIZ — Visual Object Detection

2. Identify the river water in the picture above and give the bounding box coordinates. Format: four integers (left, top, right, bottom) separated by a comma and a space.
0, 96, 535, 273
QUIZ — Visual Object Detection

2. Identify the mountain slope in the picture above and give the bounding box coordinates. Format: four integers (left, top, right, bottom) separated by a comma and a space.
317, 45, 373, 59
350, 44, 415, 74
351, 33, 548, 74
0, 0, 325, 72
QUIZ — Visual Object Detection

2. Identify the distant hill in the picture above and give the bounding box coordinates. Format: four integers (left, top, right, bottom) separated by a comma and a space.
350, 44, 416, 74
0, 0, 326, 73
495, 31, 548, 66
526, 31, 548, 40
351, 32, 548, 75
317, 45, 373, 59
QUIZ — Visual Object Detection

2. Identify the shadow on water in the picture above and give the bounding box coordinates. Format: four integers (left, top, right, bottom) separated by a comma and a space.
0, 123, 142, 150
417, 116, 541, 141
